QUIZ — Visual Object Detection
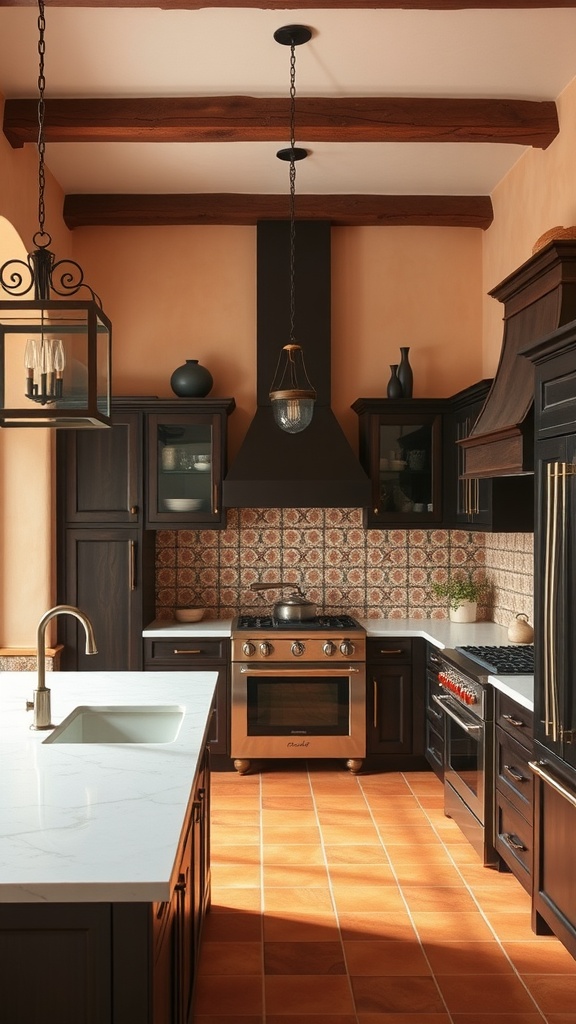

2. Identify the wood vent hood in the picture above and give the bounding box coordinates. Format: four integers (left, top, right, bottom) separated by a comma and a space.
459, 240, 576, 478
222, 221, 371, 509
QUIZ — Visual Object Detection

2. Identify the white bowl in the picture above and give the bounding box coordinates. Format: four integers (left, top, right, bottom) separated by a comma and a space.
193, 462, 211, 472
391, 459, 406, 470
174, 607, 204, 622
163, 497, 203, 512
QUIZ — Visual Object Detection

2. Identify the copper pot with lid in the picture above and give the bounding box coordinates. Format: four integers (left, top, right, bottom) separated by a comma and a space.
249, 582, 317, 622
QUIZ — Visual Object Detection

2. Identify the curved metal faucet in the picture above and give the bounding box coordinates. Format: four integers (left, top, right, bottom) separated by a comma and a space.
26, 605, 98, 730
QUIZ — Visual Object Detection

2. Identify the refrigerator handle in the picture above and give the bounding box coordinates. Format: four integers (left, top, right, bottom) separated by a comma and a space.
529, 760, 576, 810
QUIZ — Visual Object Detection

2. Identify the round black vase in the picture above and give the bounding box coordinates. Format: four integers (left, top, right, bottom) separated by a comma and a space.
387, 364, 403, 399
397, 346, 413, 398
170, 359, 213, 398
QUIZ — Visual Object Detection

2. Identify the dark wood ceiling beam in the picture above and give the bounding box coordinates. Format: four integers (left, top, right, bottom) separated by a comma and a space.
3, 2, 576, 10
62, 193, 493, 229
4, 96, 558, 149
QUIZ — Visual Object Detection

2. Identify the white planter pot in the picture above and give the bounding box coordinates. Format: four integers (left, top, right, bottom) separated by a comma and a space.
449, 600, 477, 623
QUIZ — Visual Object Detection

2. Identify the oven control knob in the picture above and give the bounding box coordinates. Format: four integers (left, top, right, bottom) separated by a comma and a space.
259, 642, 273, 658
323, 641, 337, 657
242, 641, 256, 657
291, 642, 305, 657
339, 640, 355, 657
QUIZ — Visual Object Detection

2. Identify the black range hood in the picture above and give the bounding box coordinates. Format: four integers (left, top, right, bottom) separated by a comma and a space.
223, 221, 371, 508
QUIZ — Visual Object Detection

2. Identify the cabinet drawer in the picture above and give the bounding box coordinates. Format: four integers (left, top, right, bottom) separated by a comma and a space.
367, 638, 412, 663
496, 692, 534, 745
495, 790, 532, 892
144, 638, 228, 665
496, 726, 534, 823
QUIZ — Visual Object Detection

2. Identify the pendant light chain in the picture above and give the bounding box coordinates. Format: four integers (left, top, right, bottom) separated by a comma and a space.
289, 39, 297, 348
36, 0, 49, 247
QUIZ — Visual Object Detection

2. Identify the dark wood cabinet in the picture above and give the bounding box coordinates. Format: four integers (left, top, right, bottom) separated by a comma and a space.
444, 380, 534, 532
57, 397, 234, 671
0, 744, 211, 1024
352, 398, 446, 528
144, 638, 230, 756
424, 645, 445, 781
366, 638, 426, 765
494, 691, 534, 893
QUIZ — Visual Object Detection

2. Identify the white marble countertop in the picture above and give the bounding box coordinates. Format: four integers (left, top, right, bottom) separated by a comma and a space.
0, 671, 217, 904
143, 618, 232, 638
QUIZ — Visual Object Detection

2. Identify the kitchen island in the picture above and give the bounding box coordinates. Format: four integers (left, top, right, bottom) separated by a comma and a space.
0, 670, 217, 1024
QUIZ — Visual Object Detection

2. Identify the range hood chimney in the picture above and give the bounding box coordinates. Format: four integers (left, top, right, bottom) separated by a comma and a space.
223, 222, 371, 508
459, 240, 576, 478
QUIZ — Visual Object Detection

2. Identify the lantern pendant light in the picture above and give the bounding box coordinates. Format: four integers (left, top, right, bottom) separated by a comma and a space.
269, 24, 316, 435
0, 0, 112, 428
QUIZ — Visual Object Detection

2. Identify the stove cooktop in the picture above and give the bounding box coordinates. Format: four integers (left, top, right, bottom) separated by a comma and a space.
455, 644, 534, 675
234, 614, 362, 632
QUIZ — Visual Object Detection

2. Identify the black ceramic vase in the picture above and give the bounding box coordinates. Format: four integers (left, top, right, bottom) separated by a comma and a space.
397, 346, 413, 398
170, 359, 213, 398
386, 364, 403, 399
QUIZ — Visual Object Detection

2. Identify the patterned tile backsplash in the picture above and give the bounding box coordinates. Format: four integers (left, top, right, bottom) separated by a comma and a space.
155, 509, 534, 628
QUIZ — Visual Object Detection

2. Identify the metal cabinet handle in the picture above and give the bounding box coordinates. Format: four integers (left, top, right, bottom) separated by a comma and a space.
373, 679, 378, 728
378, 648, 404, 655
502, 714, 526, 729
130, 505, 138, 515
502, 832, 526, 852
173, 648, 203, 655
529, 759, 576, 809
432, 693, 481, 733
213, 483, 218, 515
503, 764, 526, 784
130, 540, 136, 591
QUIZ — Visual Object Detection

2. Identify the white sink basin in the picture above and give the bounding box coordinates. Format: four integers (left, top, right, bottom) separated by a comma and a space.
43, 705, 185, 744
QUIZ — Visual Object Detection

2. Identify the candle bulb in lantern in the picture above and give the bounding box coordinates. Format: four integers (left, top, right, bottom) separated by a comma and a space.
54, 339, 65, 399
24, 338, 37, 398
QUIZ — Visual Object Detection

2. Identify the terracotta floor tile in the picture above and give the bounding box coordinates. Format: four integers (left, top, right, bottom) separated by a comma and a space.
321, 824, 380, 843
316, 808, 375, 826
263, 886, 334, 913
197, 940, 262, 975
263, 940, 346, 974
264, 974, 355, 1015
262, 809, 318, 827
263, 911, 339, 942
211, 844, 262, 866
267, 1016, 356, 1024
411, 910, 495, 943
384, 843, 454, 865
451, 1016, 544, 1024
262, 826, 320, 845
356, 1014, 451, 1024
343, 939, 432, 976
201, 911, 262, 942
328, 863, 397, 886
324, 844, 389, 865
522, 974, 576, 1012
212, 809, 261, 827
262, 795, 315, 809
211, 825, 260, 845
211, 886, 262, 913
376, 824, 439, 844
262, 844, 325, 865
338, 910, 418, 942
363, 795, 422, 812
263, 864, 328, 887
423, 940, 514, 975
394, 862, 466, 887
193, 1016, 262, 1024
371, 810, 431, 828
210, 794, 261, 810
192, 974, 263, 1015
331, 884, 405, 914
502, 939, 576, 974
402, 885, 478, 913
472, 883, 532, 914
211, 863, 261, 887
435, 972, 540, 1013
546, 1016, 576, 1024
351, 974, 446, 1013
483, 911, 540, 942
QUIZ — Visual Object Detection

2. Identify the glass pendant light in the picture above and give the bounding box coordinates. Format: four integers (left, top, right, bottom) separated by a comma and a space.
269, 24, 316, 434
0, 0, 112, 428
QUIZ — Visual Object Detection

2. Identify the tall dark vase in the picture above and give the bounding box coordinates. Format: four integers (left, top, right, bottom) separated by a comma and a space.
386, 364, 403, 399
397, 346, 413, 398
170, 359, 213, 398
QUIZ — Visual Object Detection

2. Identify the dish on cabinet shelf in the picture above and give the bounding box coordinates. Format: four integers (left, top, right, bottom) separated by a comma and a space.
163, 497, 203, 512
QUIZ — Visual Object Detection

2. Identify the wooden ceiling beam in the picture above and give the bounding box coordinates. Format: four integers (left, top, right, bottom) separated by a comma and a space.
4, 96, 558, 149
62, 193, 493, 229
3, 2, 576, 10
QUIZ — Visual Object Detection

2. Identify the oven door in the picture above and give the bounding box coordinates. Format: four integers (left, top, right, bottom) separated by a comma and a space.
434, 692, 486, 825
231, 663, 366, 759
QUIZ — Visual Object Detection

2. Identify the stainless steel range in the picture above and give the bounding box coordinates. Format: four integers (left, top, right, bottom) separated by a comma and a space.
433, 649, 497, 867
230, 614, 366, 775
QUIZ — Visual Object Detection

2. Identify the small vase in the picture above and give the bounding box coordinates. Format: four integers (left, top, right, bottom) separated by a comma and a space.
449, 600, 477, 623
170, 359, 213, 398
397, 346, 413, 398
386, 364, 403, 399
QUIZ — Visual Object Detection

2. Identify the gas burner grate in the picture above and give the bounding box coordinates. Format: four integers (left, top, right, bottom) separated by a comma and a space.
456, 644, 534, 675
235, 614, 361, 632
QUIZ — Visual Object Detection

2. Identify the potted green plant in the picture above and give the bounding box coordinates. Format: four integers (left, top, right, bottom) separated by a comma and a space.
432, 573, 490, 623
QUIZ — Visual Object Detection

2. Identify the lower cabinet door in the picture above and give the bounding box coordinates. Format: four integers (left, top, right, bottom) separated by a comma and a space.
367, 666, 413, 755
494, 790, 532, 893
533, 764, 576, 955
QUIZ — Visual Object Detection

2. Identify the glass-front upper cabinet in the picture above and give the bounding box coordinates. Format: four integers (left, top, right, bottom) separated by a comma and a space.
352, 398, 446, 528
146, 400, 235, 529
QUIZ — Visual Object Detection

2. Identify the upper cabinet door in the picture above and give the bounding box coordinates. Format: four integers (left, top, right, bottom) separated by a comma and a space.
145, 408, 228, 529
59, 412, 141, 525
